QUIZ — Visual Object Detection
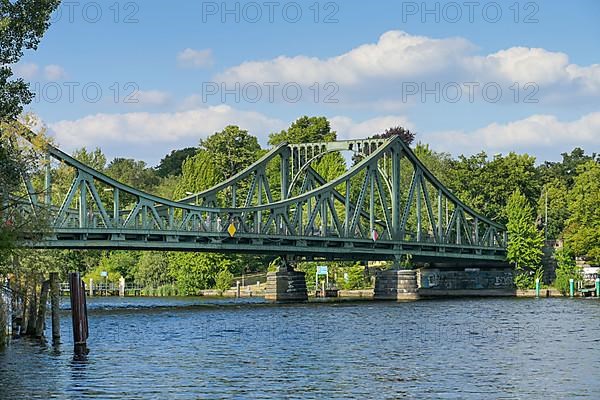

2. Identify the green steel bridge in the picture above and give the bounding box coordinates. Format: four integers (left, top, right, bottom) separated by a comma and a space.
6, 132, 507, 264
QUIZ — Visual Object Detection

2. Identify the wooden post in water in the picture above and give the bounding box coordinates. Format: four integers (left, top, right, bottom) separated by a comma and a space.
25, 281, 38, 336
69, 273, 89, 354
35, 280, 50, 338
20, 282, 29, 336
50, 272, 60, 344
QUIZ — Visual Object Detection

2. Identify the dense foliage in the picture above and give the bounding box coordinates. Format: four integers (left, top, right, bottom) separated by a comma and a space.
1, 0, 61, 119
553, 247, 582, 295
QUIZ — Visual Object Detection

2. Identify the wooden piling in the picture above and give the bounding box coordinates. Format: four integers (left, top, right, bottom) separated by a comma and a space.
50, 272, 60, 344
25, 281, 38, 336
35, 280, 50, 338
20, 283, 28, 336
69, 273, 89, 354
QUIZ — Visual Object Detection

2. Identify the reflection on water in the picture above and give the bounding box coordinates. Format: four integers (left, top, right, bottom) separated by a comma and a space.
1, 297, 599, 399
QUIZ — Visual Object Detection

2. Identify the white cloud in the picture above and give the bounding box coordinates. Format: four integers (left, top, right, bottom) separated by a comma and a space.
13, 63, 39, 79
217, 31, 471, 86
177, 48, 214, 68
133, 90, 171, 106
216, 30, 600, 104
427, 112, 600, 158
43, 64, 67, 80
12, 63, 68, 80
47, 107, 420, 163
49, 105, 285, 151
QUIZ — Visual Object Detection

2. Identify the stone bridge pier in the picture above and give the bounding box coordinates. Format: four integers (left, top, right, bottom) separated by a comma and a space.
374, 269, 420, 300
264, 258, 308, 302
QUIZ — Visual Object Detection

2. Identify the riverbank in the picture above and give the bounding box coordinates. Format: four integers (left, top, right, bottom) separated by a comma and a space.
195, 287, 590, 299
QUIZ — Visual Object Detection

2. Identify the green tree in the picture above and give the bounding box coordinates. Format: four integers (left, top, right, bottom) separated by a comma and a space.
563, 161, 600, 264
200, 125, 261, 180
1, 118, 51, 261
313, 152, 346, 182
154, 176, 181, 200
73, 147, 107, 171
96, 251, 139, 281
537, 179, 569, 240
447, 152, 539, 224
506, 189, 544, 289
132, 251, 172, 288
168, 252, 229, 295
215, 269, 234, 293
106, 158, 160, 193
174, 150, 220, 199
269, 116, 336, 145
371, 126, 415, 145
339, 263, 370, 290
553, 247, 582, 295
1, 0, 61, 120
538, 148, 598, 189
156, 147, 197, 178
1, 0, 59, 263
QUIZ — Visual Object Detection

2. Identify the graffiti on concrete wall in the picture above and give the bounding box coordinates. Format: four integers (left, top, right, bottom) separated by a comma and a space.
420, 269, 514, 290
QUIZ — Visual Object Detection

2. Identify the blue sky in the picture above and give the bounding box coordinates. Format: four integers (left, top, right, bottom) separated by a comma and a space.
14, 0, 600, 165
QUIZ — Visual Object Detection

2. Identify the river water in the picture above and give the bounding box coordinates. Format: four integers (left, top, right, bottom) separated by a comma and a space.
1, 297, 599, 399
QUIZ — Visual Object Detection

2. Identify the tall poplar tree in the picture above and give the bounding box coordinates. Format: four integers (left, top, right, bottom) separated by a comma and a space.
506, 189, 544, 288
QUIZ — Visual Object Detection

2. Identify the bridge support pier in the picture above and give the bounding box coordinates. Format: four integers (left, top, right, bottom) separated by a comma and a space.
265, 261, 307, 302
374, 269, 419, 301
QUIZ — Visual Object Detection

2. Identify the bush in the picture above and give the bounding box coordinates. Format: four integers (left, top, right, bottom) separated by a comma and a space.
215, 269, 234, 294
339, 264, 370, 290
553, 247, 582, 295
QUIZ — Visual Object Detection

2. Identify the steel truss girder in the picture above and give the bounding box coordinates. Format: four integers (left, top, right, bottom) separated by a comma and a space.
11, 127, 507, 262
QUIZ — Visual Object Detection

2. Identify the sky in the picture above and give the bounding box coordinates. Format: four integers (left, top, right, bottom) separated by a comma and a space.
13, 0, 600, 166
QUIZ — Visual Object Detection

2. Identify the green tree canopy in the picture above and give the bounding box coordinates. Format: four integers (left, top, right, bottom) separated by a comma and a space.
371, 126, 415, 145
269, 116, 336, 145
168, 252, 231, 295
563, 160, 600, 263
1, 0, 61, 119
132, 252, 172, 288
538, 148, 598, 189
200, 125, 261, 180
447, 152, 539, 224
73, 147, 107, 171
106, 158, 160, 193
96, 251, 139, 281
174, 150, 221, 199
553, 246, 582, 295
537, 178, 569, 240
506, 189, 544, 288
156, 147, 197, 178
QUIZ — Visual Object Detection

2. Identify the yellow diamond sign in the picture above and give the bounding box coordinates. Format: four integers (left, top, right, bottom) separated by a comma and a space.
227, 223, 237, 237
